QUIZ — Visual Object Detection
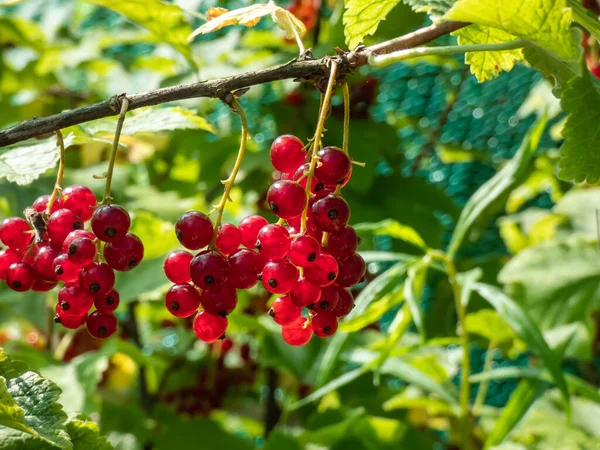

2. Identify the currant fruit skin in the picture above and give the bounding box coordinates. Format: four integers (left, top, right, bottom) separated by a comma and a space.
199, 283, 238, 317
0, 249, 21, 280
330, 286, 354, 317
311, 312, 339, 337
324, 226, 359, 259
32, 245, 60, 280
0, 217, 32, 250
309, 284, 339, 313
54, 305, 87, 329
86, 310, 118, 339
261, 259, 299, 294
47, 209, 84, 245
165, 283, 201, 318
175, 211, 213, 250
58, 282, 94, 315
6, 263, 35, 292
227, 249, 264, 289
314, 146, 352, 184
269, 296, 301, 325
215, 223, 241, 256
103, 233, 144, 271
336, 253, 366, 287
282, 317, 312, 346
304, 253, 339, 287
266, 180, 307, 219
310, 195, 350, 232
239, 215, 268, 248
190, 250, 228, 289
94, 289, 120, 313
32, 194, 58, 214
67, 237, 97, 266
79, 262, 115, 295
61, 185, 97, 221
270, 135, 305, 173
293, 163, 326, 195
256, 224, 290, 261
62, 230, 96, 253
289, 278, 321, 307
91, 205, 131, 242
163, 250, 193, 284
193, 310, 228, 343
288, 235, 320, 267
52, 254, 81, 282
32, 274, 58, 292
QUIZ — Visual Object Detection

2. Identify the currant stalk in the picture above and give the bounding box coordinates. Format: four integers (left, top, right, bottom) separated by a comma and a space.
45, 131, 66, 216
102, 97, 130, 205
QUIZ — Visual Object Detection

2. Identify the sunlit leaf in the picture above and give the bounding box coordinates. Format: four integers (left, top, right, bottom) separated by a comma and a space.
65, 413, 112, 450
343, 0, 401, 49
354, 219, 427, 250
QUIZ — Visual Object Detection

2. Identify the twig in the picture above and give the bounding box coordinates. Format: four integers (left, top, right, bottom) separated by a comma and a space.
46, 131, 66, 215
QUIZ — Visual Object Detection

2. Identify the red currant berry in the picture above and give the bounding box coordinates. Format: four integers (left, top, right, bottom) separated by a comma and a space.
47, 209, 83, 245
282, 317, 312, 346
215, 223, 241, 256
289, 278, 321, 307
304, 253, 339, 287
32, 194, 59, 214
310, 195, 350, 232
54, 305, 87, 329
86, 310, 118, 339
174, 211, 213, 250
61, 185, 97, 221
227, 249, 264, 289
200, 283, 237, 317
32, 273, 58, 292
62, 230, 95, 253
270, 135, 305, 173
79, 262, 115, 295
94, 289, 120, 313
256, 224, 290, 260
0, 217, 31, 250
190, 250, 228, 289
288, 235, 320, 267
287, 220, 323, 241
325, 226, 359, 259
103, 233, 144, 271
0, 249, 20, 280
163, 250, 193, 284
239, 215, 268, 248
193, 310, 228, 343
336, 253, 366, 287
311, 312, 338, 337
52, 254, 81, 282
267, 180, 307, 219
6, 262, 35, 291
67, 237, 96, 266
58, 283, 94, 315
269, 296, 301, 325
309, 284, 339, 313
314, 146, 351, 185
165, 283, 201, 318
293, 163, 328, 195
33, 245, 60, 280
340, 166, 352, 187
91, 205, 131, 242
261, 259, 298, 294
330, 286, 354, 317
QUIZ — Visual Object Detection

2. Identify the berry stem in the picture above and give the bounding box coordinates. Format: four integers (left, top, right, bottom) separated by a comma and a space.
473, 340, 496, 416
102, 97, 130, 205
342, 82, 350, 155
300, 61, 339, 235
45, 130, 66, 216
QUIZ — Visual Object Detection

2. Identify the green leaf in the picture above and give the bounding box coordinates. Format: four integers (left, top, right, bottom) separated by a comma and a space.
473, 282, 571, 417
343, 0, 401, 49
554, 187, 600, 239
115, 257, 168, 304
0, 17, 45, 50
464, 310, 517, 344
339, 284, 404, 333
453, 25, 524, 82
567, 0, 600, 41
457, 268, 482, 307
0, 133, 74, 186
129, 211, 178, 260
383, 394, 458, 416
65, 414, 112, 450
403, 259, 428, 341
447, 116, 547, 258
354, 220, 427, 250
402, 0, 455, 21
484, 378, 545, 448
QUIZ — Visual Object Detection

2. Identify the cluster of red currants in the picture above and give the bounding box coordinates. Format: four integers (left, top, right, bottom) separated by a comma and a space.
0, 185, 144, 339
162, 135, 365, 346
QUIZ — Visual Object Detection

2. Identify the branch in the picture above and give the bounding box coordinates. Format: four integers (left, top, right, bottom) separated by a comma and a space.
0, 21, 468, 148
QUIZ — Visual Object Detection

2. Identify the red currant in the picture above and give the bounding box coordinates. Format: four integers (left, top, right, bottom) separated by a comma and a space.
61, 185, 97, 221
270, 135, 305, 173
304, 253, 339, 286
58, 283, 94, 315
199, 283, 238, 317
193, 310, 228, 343
86, 310, 118, 339
330, 286, 354, 317
54, 305, 87, 329
215, 223, 241, 256
289, 278, 321, 307
282, 317, 312, 346
288, 235, 320, 267
6, 262, 35, 291
67, 237, 96, 266
311, 312, 338, 337
0, 217, 31, 250
62, 230, 95, 253
190, 250, 228, 289
309, 284, 339, 313
256, 224, 290, 260
325, 226, 358, 259
239, 215, 268, 248
165, 283, 201, 318
33, 245, 60, 280
79, 262, 115, 295
267, 180, 307, 219
336, 253, 366, 287
269, 296, 301, 325
314, 146, 351, 184
32, 194, 59, 214
91, 205, 130, 242
261, 259, 298, 294
174, 211, 213, 250
103, 233, 144, 271
32, 274, 58, 292
52, 254, 81, 282
94, 289, 120, 313
310, 195, 350, 232
0, 249, 20, 280
47, 209, 83, 245
163, 250, 193, 284
227, 249, 264, 289
293, 163, 328, 195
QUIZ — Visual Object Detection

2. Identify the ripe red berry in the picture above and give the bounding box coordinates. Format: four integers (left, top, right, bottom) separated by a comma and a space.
193, 310, 228, 343
52, 253, 81, 282
288, 235, 320, 267
270, 135, 305, 173
32, 273, 58, 292
200, 283, 238, 317
239, 215, 268, 248
62, 230, 96, 253
325, 226, 358, 259
304, 253, 339, 287
94, 289, 120, 313
287, 219, 323, 241
86, 310, 118, 339
261, 259, 298, 294
47, 209, 83, 245
61, 185, 97, 221
79, 262, 115, 295
103, 233, 144, 271
0, 249, 21, 280
215, 223, 241, 256
174, 211, 213, 250
0, 217, 31, 250
33, 245, 60, 280
163, 250, 193, 284
314, 146, 351, 184
256, 224, 290, 260
6, 263, 35, 291
289, 278, 321, 307
32, 194, 59, 214
309, 284, 339, 313
330, 286, 354, 317
227, 249, 264, 289
311, 312, 338, 337
91, 205, 131, 242
336, 253, 366, 287
310, 195, 350, 232
266, 180, 307, 219
165, 283, 201, 318
190, 250, 228, 289
293, 163, 328, 195
58, 283, 94, 315
282, 317, 312, 346
269, 296, 301, 325
67, 237, 97, 266
54, 305, 87, 329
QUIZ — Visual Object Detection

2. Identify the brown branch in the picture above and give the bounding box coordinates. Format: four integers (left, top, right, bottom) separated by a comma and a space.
0, 21, 468, 148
